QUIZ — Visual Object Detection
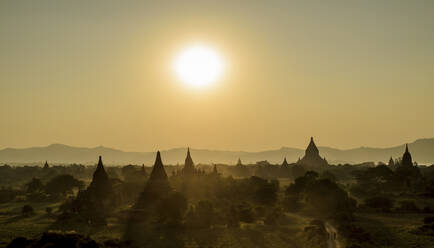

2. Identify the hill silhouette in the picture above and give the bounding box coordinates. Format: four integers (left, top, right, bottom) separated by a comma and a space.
1, 139, 434, 165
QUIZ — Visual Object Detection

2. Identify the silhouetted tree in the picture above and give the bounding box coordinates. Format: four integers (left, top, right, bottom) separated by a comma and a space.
22, 204, 34, 216
45, 174, 82, 197
25, 178, 44, 193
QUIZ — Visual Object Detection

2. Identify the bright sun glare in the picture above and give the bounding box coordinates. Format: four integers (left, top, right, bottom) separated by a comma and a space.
174, 45, 224, 88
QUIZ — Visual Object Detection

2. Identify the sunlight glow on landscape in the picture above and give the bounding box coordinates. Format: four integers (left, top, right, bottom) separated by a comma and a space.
173, 45, 224, 88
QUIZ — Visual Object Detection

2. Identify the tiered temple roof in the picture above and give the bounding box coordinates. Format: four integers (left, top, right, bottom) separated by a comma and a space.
297, 137, 328, 168
143, 151, 171, 196
90, 156, 109, 186
182, 148, 196, 176
401, 144, 413, 167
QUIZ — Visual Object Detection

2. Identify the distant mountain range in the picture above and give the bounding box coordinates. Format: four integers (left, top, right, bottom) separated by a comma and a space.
1, 138, 434, 166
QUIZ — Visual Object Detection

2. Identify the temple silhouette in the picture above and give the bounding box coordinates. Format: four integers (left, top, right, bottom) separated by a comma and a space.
401, 144, 413, 167
136, 151, 171, 207
296, 137, 328, 168
125, 151, 175, 247
281, 157, 289, 169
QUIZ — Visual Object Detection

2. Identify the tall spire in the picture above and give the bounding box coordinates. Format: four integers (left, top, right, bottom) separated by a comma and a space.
149, 151, 168, 181
97, 156, 103, 169
388, 157, 395, 167
89, 155, 111, 197
144, 151, 171, 195
401, 144, 413, 167
43, 161, 49, 169
281, 157, 289, 168
213, 164, 218, 174
92, 155, 107, 180
236, 158, 243, 166
183, 147, 195, 175
305, 137, 319, 156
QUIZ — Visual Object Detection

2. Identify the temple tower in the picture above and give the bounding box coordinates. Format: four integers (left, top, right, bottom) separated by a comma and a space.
88, 156, 112, 198
139, 151, 171, 200
401, 144, 413, 167
182, 148, 196, 176
281, 157, 289, 169
297, 137, 328, 168
388, 157, 395, 167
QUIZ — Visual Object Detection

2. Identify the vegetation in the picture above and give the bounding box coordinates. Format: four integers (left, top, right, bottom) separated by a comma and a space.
0, 147, 433, 247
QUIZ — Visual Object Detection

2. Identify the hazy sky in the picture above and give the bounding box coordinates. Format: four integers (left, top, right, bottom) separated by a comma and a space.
1, 1, 434, 151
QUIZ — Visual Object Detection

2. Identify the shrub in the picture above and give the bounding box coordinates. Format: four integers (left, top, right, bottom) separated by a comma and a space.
364, 196, 394, 212
22, 204, 34, 216
423, 216, 434, 224
46, 207, 52, 214
396, 200, 420, 213
264, 207, 283, 226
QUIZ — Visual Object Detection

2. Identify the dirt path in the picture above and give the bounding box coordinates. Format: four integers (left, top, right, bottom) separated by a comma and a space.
324, 222, 341, 248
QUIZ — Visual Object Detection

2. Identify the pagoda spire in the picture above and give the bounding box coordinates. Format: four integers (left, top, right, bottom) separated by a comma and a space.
92, 156, 108, 181
183, 147, 195, 175
401, 144, 413, 167
281, 157, 289, 168
297, 137, 328, 168
97, 156, 104, 169
388, 157, 395, 167
306, 137, 319, 156
136, 151, 171, 208
149, 151, 168, 181
88, 155, 111, 199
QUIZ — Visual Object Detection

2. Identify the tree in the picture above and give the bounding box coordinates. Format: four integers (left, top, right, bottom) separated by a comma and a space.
194, 200, 214, 228
364, 196, 394, 212
122, 164, 147, 183
22, 204, 34, 216
304, 179, 355, 218
45, 207, 52, 214
45, 174, 82, 197
156, 192, 188, 226
25, 178, 44, 193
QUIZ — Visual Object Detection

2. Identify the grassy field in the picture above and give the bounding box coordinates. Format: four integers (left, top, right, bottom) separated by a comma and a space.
0, 201, 61, 247
6, 197, 432, 248
354, 213, 434, 248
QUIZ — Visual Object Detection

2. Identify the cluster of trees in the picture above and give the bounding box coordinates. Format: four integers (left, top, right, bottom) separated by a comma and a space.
0, 164, 92, 188
25, 175, 83, 198
4, 156, 434, 248
285, 171, 356, 220
350, 164, 426, 196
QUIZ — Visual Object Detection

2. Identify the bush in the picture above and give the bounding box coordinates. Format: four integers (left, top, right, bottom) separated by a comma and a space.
283, 195, 300, 212
423, 216, 434, 224
46, 207, 52, 214
364, 196, 394, 212
396, 200, 420, 213
264, 207, 283, 226
22, 204, 34, 216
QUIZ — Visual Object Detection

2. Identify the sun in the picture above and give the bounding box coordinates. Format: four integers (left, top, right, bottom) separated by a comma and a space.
173, 45, 224, 88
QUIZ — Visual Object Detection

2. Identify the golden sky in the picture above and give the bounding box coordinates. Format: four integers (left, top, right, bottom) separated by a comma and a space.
1, 1, 434, 151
